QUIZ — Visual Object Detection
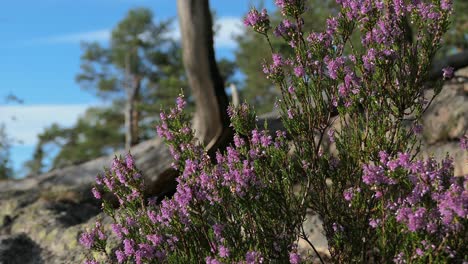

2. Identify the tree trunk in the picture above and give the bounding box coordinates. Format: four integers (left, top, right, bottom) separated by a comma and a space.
177, 0, 232, 154
144, 0, 234, 200
125, 78, 141, 150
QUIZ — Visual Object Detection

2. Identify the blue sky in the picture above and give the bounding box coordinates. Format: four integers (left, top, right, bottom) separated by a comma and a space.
0, 0, 276, 177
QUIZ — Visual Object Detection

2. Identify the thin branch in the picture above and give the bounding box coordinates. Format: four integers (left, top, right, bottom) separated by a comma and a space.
300, 224, 326, 264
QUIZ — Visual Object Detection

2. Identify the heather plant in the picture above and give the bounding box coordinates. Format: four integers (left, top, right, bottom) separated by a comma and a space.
360, 153, 467, 263
244, 0, 465, 262
82, 96, 308, 263
81, 0, 467, 263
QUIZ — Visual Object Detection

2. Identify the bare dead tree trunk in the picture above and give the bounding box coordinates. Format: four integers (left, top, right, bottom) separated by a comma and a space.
230, 83, 240, 107
125, 78, 141, 150
177, 0, 232, 154
143, 0, 234, 200
124, 100, 132, 150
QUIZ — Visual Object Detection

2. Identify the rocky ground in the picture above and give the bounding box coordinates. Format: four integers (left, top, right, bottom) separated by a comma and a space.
0, 70, 466, 263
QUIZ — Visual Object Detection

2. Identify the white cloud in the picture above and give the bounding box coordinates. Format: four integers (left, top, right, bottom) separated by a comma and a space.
214, 17, 244, 48
36, 29, 111, 44
34, 16, 243, 48
164, 16, 245, 49
0, 104, 92, 146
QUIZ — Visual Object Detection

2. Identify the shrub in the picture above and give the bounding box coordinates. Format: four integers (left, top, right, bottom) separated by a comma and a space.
81, 0, 466, 263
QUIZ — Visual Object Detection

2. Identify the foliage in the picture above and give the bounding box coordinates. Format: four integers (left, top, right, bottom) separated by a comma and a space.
76, 8, 175, 99
24, 8, 238, 176
236, 0, 468, 113
236, 0, 339, 113
81, 0, 466, 263
76, 7, 185, 149
0, 93, 21, 179
0, 124, 13, 180
439, 0, 468, 54
24, 105, 124, 175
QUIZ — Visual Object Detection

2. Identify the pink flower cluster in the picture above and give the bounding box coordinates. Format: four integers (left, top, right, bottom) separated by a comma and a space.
83, 97, 300, 263
243, 8, 270, 34
362, 152, 467, 259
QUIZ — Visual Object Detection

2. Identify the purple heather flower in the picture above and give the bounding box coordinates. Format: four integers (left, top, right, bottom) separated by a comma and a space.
126, 217, 136, 227
397, 152, 410, 167
125, 153, 135, 169
460, 135, 468, 150
387, 160, 399, 171
251, 130, 261, 145
275, 0, 287, 9
115, 168, 126, 185
116, 250, 126, 263
272, 53, 283, 67
84, 260, 98, 264
393, 252, 405, 264
126, 189, 140, 201
440, 0, 452, 10
442, 66, 454, 79
407, 207, 427, 231
111, 224, 124, 239
147, 234, 163, 246
212, 224, 224, 239
289, 252, 301, 264
374, 190, 383, 199
183, 159, 197, 177
378, 151, 389, 164
414, 3, 432, 20
326, 57, 345, 79
393, 0, 405, 16
246, 251, 264, 264
123, 239, 135, 256
332, 222, 343, 232
438, 183, 468, 224
288, 85, 295, 94
363, 48, 377, 72
326, 17, 338, 35
205, 257, 221, 264
294, 66, 305, 77
287, 109, 294, 119
174, 184, 193, 208
137, 243, 155, 261
218, 246, 230, 258
244, 8, 270, 34
79, 231, 95, 249
363, 164, 395, 185
176, 96, 186, 111
95, 174, 103, 185
233, 134, 245, 148
274, 19, 295, 38
260, 134, 272, 148
226, 147, 240, 164
97, 229, 106, 240
412, 123, 423, 135
328, 129, 335, 143
338, 84, 348, 97
103, 177, 115, 191
369, 218, 380, 228
343, 188, 354, 201
91, 187, 101, 200
147, 210, 157, 224
159, 112, 166, 121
